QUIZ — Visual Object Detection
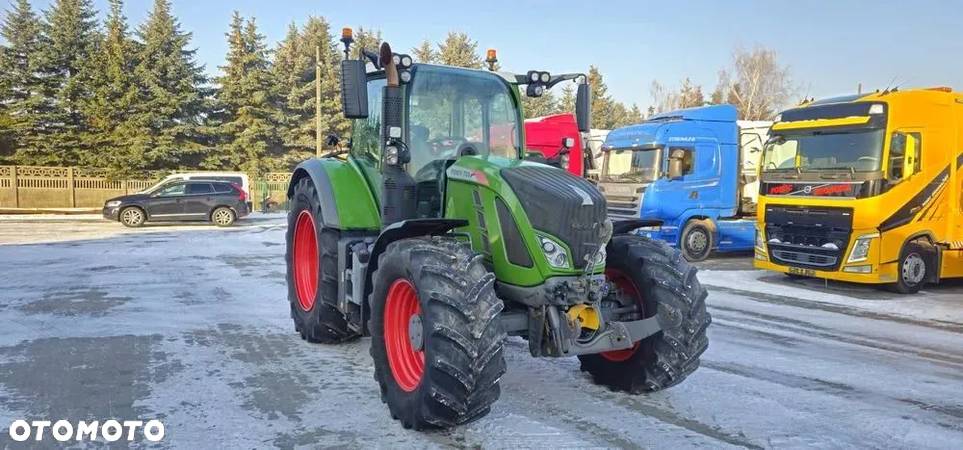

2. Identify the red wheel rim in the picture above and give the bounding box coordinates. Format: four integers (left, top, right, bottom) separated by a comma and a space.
384, 278, 425, 392
293, 210, 319, 311
600, 268, 643, 362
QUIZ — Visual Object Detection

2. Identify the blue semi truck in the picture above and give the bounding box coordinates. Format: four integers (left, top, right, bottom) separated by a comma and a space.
597, 105, 770, 261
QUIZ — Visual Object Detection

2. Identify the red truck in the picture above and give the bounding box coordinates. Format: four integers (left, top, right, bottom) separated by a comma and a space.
524, 113, 586, 176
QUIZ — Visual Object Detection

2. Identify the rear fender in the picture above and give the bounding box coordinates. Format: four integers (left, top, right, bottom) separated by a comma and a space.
287, 158, 380, 230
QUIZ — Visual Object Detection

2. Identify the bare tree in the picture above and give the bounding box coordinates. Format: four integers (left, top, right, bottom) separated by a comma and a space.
650, 78, 705, 113
714, 46, 794, 120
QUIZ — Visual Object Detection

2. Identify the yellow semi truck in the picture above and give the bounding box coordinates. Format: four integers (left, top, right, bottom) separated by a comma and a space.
754, 87, 963, 293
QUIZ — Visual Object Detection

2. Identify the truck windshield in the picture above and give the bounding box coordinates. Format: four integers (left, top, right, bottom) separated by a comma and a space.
407, 66, 521, 175
762, 129, 885, 173
601, 148, 660, 183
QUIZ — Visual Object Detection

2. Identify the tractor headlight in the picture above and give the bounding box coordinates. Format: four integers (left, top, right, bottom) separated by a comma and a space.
755, 229, 766, 252
105, 200, 121, 208
592, 246, 606, 267
559, 153, 570, 170
539, 235, 570, 269
847, 233, 878, 263
539, 71, 551, 83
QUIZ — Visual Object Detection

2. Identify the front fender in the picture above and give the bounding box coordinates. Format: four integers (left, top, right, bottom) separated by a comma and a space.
288, 158, 381, 230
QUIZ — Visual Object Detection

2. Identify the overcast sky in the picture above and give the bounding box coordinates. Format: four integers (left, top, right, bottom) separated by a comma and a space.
27, 0, 963, 110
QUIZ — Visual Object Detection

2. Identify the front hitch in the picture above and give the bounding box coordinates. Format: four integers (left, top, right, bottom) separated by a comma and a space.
561, 316, 661, 356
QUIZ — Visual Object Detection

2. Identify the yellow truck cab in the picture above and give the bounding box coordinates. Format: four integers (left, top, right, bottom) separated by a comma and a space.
754, 87, 963, 293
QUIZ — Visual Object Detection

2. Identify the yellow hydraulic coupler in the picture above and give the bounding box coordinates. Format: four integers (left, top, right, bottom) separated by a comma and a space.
566, 304, 601, 331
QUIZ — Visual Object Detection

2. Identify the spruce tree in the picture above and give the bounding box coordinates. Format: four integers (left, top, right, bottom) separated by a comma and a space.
0, 0, 44, 162
216, 13, 279, 173
557, 84, 575, 112
33, 0, 100, 165
133, 0, 207, 169
271, 16, 345, 167
411, 39, 436, 63
437, 32, 482, 68
81, 0, 140, 172
350, 26, 382, 60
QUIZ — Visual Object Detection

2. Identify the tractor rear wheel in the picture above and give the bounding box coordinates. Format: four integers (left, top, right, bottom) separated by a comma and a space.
579, 235, 710, 393
286, 177, 356, 343
369, 236, 506, 429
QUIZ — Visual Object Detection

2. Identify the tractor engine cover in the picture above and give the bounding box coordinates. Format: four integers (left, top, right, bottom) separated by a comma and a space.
500, 166, 607, 269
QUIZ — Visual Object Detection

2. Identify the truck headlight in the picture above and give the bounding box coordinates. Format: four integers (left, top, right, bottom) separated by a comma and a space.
105, 200, 121, 208
755, 229, 766, 252
539, 235, 570, 269
847, 233, 878, 263
559, 153, 570, 170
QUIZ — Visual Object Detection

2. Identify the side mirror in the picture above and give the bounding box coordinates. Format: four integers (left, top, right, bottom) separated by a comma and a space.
340, 60, 368, 118
575, 83, 591, 132
561, 137, 575, 149
668, 149, 687, 180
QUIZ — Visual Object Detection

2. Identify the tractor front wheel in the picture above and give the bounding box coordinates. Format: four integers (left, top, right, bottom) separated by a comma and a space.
369, 237, 506, 429
285, 177, 356, 343
579, 235, 710, 393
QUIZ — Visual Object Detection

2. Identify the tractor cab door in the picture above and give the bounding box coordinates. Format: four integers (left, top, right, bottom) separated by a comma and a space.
350, 76, 387, 203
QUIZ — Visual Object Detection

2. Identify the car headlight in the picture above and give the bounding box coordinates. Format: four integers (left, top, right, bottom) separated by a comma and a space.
539, 235, 570, 269
105, 200, 121, 208
847, 233, 878, 263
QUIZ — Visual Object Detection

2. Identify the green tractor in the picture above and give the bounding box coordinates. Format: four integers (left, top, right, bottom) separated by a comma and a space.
285, 29, 710, 429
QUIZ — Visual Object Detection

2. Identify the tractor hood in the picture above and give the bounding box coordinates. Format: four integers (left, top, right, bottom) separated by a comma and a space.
446, 156, 609, 272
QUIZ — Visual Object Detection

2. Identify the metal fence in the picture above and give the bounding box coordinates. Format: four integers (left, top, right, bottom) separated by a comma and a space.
0, 165, 292, 211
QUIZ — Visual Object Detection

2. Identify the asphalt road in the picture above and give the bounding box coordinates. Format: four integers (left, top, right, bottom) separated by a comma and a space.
1, 215, 961, 448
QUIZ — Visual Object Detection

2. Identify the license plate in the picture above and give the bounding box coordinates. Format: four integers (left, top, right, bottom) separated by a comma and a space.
788, 267, 815, 277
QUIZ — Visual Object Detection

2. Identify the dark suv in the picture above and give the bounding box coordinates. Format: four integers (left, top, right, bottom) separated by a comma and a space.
103, 181, 250, 227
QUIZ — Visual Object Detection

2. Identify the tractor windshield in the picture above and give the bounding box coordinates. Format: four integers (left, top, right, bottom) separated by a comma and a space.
407, 66, 521, 175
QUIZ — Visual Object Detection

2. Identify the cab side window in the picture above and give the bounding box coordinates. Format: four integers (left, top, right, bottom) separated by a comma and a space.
669, 146, 695, 176
350, 77, 387, 163
888, 132, 922, 181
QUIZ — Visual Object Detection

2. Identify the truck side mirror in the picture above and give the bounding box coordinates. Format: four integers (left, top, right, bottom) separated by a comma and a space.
340, 60, 368, 119
576, 83, 591, 132
668, 149, 687, 180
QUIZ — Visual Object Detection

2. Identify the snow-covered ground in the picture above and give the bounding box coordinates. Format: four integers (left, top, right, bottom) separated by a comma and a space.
0, 215, 961, 448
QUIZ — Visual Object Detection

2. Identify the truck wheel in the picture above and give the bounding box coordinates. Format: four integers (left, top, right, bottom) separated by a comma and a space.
369, 237, 506, 429
889, 242, 928, 294
681, 219, 713, 262
286, 177, 356, 343
579, 235, 710, 393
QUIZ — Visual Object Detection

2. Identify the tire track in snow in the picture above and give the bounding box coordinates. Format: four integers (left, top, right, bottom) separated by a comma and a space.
706, 285, 963, 334
701, 360, 963, 431
500, 340, 761, 449
709, 305, 963, 368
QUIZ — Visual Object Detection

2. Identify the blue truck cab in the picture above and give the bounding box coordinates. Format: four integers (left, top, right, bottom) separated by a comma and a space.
597, 105, 770, 261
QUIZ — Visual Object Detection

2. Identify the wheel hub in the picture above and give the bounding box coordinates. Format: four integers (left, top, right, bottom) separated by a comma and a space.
408, 314, 424, 351
902, 254, 925, 285
688, 230, 707, 252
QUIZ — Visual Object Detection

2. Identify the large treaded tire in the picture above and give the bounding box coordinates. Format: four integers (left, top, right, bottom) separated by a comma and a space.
369, 236, 506, 429
286, 177, 356, 344
579, 234, 710, 393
